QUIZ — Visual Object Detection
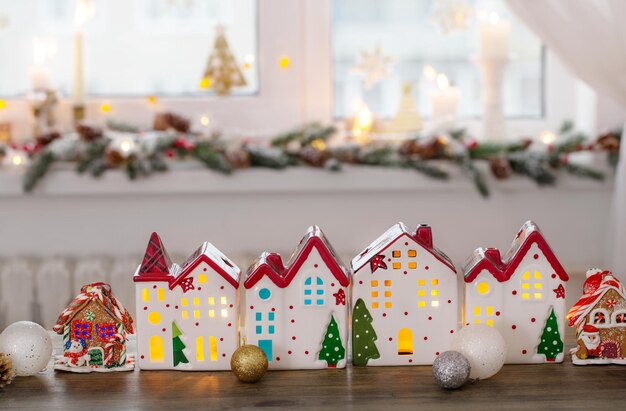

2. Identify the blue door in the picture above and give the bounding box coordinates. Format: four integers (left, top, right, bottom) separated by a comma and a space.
258, 340, 273, 362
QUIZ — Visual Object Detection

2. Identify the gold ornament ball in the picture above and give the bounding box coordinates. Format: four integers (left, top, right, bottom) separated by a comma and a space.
231, 345, 268, 383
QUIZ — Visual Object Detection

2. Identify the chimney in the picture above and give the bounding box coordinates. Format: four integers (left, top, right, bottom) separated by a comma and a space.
483, 248, 502, 265
415, 225, 433, 248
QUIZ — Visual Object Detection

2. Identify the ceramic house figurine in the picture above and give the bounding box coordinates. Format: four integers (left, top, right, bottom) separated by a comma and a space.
133, 232, 240, 370
244, 226, 350, 369
567, 269, 626, 365
351, 223, 458, 366
53, 282, 134, 372
463, 221, 569, 364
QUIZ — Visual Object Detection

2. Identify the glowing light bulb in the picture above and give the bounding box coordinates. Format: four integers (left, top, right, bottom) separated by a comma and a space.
119, 139, 134, 153
200, 115, 210, 127
11, 154, 23, 166
279, 56, 290, 69
100, 102, 111, 113
540, 131, 556, 145
199, 77, 211, 89
436, 73, 450, 90
0, 99, 6, 110
423, 64, 438, 81
311, 139, 327, 151
147, 95, 157, 105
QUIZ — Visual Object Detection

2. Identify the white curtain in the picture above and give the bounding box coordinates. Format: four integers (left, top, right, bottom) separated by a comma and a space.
505, 0, 626, 277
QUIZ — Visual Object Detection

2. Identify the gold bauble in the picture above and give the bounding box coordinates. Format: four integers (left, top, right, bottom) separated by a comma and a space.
230, 345, 268, 383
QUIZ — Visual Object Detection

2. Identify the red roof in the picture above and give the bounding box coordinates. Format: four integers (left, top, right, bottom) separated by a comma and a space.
351, 223, 456, 274
53, 282, 134, 335
463, 221, 569, 283
244, 226, 350, 289
134, 233, 240, 289
567, 272, 625, 328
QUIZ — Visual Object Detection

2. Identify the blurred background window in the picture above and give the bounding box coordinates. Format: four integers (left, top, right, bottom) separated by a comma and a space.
0, 0, 258, 97
332, 0, 543, 120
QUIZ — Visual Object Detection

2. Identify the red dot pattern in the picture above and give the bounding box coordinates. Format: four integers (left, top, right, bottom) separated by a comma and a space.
531, 318, 536, 323
162, 328, 166, 332
512, 325, 517, 330
512, 290, 517, 295
496, 311, 501, 316
141, 355, 145, 359
428, 316, 432, 321
220, 286, 224, 290
425, 266, 430, 270
551, 274, 556, 279
388, 337, 393, 341
153, 285, 157, 289
404, 312, 408, 316
292, 336, 296, 340
305, 351, 309, 355
314, 264, 319, 268
382, 313, 387, 317
533, 254, 539, 260
291, 319, 295, 323
522, 349, 527, 354
289, 305, 294, 310
423, 336, 428, 341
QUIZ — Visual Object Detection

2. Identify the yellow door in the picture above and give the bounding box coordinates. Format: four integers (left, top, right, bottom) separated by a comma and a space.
149, 335, 164, 362
398, 328, 413, 355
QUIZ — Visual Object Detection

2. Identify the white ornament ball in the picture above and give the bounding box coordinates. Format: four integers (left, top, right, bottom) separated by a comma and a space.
0, 321, 52, 376
450, 324, 505, 380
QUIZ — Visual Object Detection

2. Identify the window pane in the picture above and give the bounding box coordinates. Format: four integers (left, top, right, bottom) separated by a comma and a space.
332, 0, 543, 119
0, 0, 258, 96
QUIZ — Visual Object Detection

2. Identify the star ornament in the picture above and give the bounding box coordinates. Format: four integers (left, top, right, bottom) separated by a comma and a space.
352, 46, 396, 89
370, 254, 388, 273
553, 284, 565, 299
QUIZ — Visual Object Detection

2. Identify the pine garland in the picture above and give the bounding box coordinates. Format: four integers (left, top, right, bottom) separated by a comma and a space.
23, 150, 55, 192
454, 154, 489, 198
507, 152, 556, 186
403, 158, 449, 180
191, 142, 232, 174
245, 145, 290, 168
562, 163, 606, 181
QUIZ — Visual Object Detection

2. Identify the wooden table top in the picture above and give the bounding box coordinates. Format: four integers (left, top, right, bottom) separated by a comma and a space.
2, 332, 625, 410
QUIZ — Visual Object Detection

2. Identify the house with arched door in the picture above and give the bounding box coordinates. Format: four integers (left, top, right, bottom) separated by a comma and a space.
351, 223, 458, 366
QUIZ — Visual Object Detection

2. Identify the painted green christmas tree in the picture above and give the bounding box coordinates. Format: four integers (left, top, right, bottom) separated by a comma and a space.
172, 321, 189, 367
537, 307, 563, 362
318, 314, 345, 367
352, 298, 380, 366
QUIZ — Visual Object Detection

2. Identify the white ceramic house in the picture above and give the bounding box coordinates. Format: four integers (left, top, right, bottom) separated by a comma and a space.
243, 226, 350, 370
134, 232, 240, 370
351, 223, 458, 366
463, 221, 569, 364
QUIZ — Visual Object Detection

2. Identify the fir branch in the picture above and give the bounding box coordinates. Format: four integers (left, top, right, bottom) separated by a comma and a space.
403, 158, 449, 180
562, 163, 605, 181
23, 151, 56, 192
507, 153, 556, 186
149, 154, 168, 173
271, 123, 336, 147
448, 128, 466, 141
559, 120, 575, 135
454, 155, 489, 198
357, 145, 398, 166
191, 142, 232, 174
245, 145, 290, 169
469, 141, 530, 159
77, 139, 109, 174
106, 120, 142, 133
324, 158, 342, 171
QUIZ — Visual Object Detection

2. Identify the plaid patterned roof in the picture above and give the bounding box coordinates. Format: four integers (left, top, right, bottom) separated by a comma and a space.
139, 232, 173, 275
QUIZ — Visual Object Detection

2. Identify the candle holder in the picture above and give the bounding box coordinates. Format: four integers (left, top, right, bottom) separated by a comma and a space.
27, 89, 59, 139
474, 57, 509, 142
73, 104, 86, 126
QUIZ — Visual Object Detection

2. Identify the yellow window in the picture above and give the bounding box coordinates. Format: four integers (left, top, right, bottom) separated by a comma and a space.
476, 281, 489, 295
522, 293, 530, 300
534, 293, 542, 300
522, 283, 530, 289
534, 271, 541, 279
196, 336, 205, 361
194, 310, 201, 319
534, 283, 542, 289
392, 262, 401, 270
418, 279, 425, 286
220, 296, 227, 305
392, 250, 401, 258
149, 336, 164, 362
486, 319, 494, 327
142, 288, 150, 302
372, 302, 379, 309
371, 291, 379, 298
384, 291, 392, 297
384, 280, 392, 287
418, 290, 426, 297
486, 306, 493, 316
418, 301, 426, 308
474, 319, 481, 324
474, 306, 481, 315
431, 278, 439, 286
221, 309, 228, 317
431, 290, 438, 296
157, 288, 164, 301
209, 336, 218, 361
198, 274, 207, 284
431, 301, 439, 307
385, 302, 392, 308
182, 310, 189, 319
193, 297, 200, 306
522, 271, 530, 280
148, 311, 161, 325
209, 309, 215, 318
408, 262, 417, 269
208, 297, 215, 306
408, 250, 417, 257
181, 298, 188, 307
398, 328, 413, 355
371, 280, 378, 287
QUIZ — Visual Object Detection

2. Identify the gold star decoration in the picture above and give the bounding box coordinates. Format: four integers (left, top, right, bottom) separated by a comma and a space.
430, 0, 474, 35
352, 45, 395, 89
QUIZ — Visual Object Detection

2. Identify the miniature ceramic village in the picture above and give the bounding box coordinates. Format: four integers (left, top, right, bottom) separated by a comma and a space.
44, 220, 626, 375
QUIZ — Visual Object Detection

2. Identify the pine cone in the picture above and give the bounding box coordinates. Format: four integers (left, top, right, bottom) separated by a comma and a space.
77, 121, 104, 142
225, 149, 251, 169
597, 133, 620, 152
104, 147, 126, 167
153, 112, 191, 133
490, 157, 512, 179
300, 146, 329, 167
0, 353, 16, 388
35, 131, 61, 146
398, 139, 421, 156
418, 136, 444, 160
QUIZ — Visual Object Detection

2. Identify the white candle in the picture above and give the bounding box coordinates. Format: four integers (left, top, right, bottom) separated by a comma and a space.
430, 74, 459, 122
72, 0, 95, 106
479, 12, 511, 60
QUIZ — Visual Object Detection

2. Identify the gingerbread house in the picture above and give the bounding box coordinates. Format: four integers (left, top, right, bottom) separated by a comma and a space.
243, 226, 350, 370
53, 282, 134, 372
351, 223, 458, 366
463, 221, 569, 364
567, 270, 626, 365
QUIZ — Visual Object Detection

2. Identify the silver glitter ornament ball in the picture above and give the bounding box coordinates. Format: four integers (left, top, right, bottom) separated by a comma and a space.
432, 350, 471, 389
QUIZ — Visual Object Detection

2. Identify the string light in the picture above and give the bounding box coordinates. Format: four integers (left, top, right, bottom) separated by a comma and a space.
119, 139, 134, 154
200, 115, 210, 127
278, 56, 290, 69
147, 95, 158, 105
100, 102, 112, 113
540, 131, 556, 145
311, 139, 327, 151
0, 99, 6, 110
199, 77, 211, 89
